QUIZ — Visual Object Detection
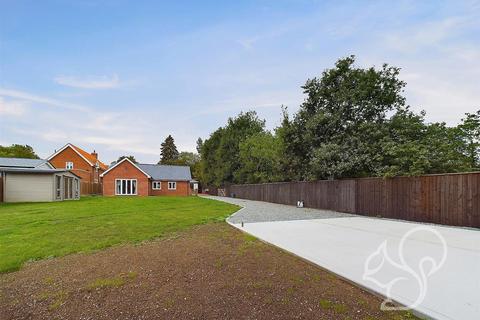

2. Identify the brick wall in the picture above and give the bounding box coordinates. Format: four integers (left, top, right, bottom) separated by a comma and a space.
49, 147, 94, 183
149, 180, 190, 196
102, 160, 149, 196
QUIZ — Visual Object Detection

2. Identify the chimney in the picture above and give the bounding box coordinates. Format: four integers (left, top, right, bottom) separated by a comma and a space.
91, 150, 98, 160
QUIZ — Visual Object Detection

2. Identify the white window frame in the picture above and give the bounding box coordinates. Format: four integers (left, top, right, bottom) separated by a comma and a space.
168, 181, 176, 190
115, 179, 138, 195
66, 161, 74, 169
152, 181, 161, 190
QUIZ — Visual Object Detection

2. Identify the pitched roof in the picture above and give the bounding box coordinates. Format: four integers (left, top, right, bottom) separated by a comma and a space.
100, 158, 192, 181
137, 164, 192, 181
69, 144, 108, 170
0, 167, 82, 178
48, 143, 108, 170
0, 157, 49, 169
99, 158, 151, 178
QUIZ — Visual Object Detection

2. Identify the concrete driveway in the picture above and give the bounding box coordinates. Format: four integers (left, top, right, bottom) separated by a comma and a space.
205, 196, 480, 320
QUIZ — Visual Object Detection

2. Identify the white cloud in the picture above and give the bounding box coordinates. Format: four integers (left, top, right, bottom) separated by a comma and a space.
385, 17, 462, 53
54, 74, 120, 89
3, 1, 480, 162
41, 130, 70, 142
237, 38, 258, 50
0, 87, 171, 162
197, 89, 302, 116
402, 70, 480, 124
0, 97, 27, 116
0, 88, 89, 112
367, 11, 480, 125
105, 143, 160, 156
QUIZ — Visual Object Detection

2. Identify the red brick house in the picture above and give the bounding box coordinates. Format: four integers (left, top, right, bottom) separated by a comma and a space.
100, 158, 192, 196
47, 143, 108, 194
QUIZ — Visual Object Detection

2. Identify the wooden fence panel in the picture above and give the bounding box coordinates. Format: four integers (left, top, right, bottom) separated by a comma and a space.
80, 182, 102, 195
229, 172, 480, 229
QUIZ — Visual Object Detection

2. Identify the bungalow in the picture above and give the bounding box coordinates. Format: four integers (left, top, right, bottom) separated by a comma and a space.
0, 158, 81, 203
100, 158, 193, 196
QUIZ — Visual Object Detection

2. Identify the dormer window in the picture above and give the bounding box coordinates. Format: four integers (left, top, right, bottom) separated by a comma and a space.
66, 162, 74, 170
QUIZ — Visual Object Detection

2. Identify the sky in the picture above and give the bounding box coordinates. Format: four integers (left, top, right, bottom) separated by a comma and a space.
1, 0, 479, 164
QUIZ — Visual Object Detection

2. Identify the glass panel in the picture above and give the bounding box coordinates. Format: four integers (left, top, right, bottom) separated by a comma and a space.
126, 180, 131, 195
122, 180, 126, 195
116, 180, 121, 194
132, 180, 137, 194
56, 176, 61, 199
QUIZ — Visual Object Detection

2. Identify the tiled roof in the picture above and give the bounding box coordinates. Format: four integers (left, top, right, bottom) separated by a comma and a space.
137, 164, 192, 181
70, 144, 108, 170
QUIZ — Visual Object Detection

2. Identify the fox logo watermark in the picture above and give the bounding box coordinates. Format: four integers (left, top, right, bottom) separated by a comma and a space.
363, 226, 448, 311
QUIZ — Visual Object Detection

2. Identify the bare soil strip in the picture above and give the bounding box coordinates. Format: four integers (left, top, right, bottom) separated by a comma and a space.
0, 223, 417, 320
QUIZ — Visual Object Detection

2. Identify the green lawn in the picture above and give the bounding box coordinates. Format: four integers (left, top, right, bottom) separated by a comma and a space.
0, 196, 239, 273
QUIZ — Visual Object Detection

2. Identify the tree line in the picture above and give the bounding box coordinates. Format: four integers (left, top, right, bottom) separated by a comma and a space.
0, 145, 39, 159
198, 56, 480, 187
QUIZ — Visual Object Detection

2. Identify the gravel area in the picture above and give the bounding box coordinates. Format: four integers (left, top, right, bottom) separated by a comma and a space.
201, 195, 355, 224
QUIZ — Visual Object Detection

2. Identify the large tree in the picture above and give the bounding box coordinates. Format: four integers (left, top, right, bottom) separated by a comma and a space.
200, 57, 479, 184
176, 151, 201, 179
235, 131, 284, 184
0, 144, 39, 159
457, 110, 480, 170
116, 155, 137, 164
159, 135, 179, 164
284, 55, 409, 179
196, 137, 203, 154
200, 111, 265, 186
281, 57, 477, 179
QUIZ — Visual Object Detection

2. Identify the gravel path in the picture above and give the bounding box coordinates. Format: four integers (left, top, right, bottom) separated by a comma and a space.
201, 195, 355, 223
